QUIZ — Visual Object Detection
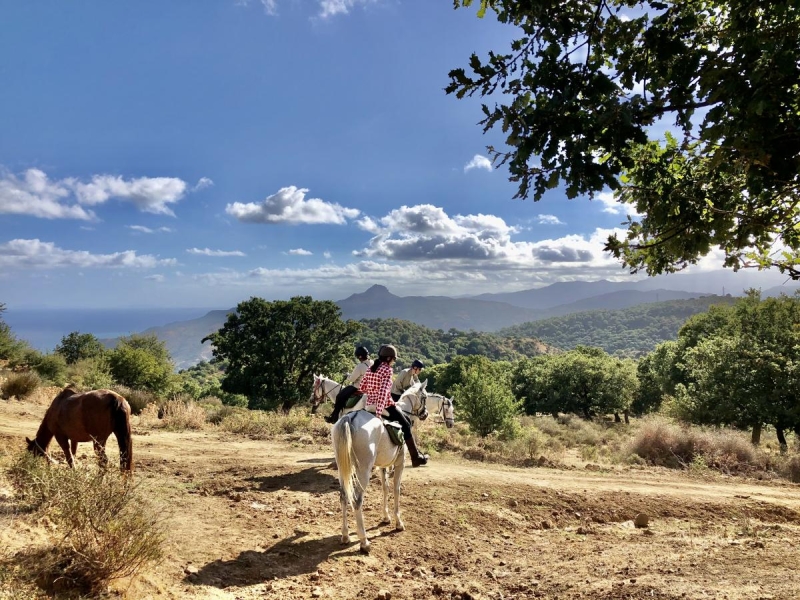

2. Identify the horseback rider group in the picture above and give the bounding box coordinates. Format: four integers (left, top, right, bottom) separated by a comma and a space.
325, 344, 430, 467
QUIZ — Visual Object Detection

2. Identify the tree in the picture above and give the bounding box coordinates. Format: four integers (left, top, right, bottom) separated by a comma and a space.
513, 347, 638, 419
448, 1, 800, 277
0, 303, 29, 362
203, 296, 361, 412
108, 334, 174, 395
55, 332, 106, 364
451, 365, 521, 437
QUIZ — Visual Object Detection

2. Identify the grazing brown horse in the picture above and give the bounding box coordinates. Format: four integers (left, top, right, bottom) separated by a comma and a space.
26, 387, 133, 472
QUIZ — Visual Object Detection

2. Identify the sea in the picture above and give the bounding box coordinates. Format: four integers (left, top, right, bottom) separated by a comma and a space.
2, 307, 214, 352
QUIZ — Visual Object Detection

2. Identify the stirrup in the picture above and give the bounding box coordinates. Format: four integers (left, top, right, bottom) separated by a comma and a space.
325, 414, 338, 424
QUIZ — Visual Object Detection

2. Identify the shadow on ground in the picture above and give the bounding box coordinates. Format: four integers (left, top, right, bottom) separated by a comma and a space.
246, 466, 338, 494
187, 528, 400, 588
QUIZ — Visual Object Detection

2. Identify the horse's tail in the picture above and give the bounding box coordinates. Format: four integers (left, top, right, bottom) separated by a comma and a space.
111, 394, 134, 473
332, 416, 358, 508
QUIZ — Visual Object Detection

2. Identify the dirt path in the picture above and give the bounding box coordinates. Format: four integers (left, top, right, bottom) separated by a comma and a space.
2, 399, 799, 599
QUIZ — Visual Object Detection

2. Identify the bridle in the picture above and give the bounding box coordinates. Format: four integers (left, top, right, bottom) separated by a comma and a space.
311, 376, 341, 406
400, 387, 428, 421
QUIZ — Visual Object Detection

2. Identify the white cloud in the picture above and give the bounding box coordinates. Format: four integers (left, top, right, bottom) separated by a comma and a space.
193, 177, 214, 192
323, 251, 332, 259
318, 0, 374, 18
0, 239, 177, 270
463, 154, 493, 173
537, 214, 565, 225
72, 175, 188, 216
186, 247, 246, 257
127, 225, 174, 234
0, 169, 95, 220
595, 191, 640, 217
287, 248, 313, 256
145, 274, 165, 282
225, 186, 359, 225
0, 168, 206, 220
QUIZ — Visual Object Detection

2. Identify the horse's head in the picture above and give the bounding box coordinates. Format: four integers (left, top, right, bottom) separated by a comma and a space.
310, 375, 325, 411
401, 380, 429, 421
442, 396, 455, 428
25, 437, 54, 463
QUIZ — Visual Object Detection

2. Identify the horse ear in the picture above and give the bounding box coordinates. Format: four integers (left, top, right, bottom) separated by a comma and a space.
421, 379, 428, 389
25, 437, 32, 444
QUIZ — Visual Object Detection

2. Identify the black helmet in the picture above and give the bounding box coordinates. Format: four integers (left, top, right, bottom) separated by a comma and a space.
411, 359, 424, 369
355, 346, 369, 360
378, 344, 398, 360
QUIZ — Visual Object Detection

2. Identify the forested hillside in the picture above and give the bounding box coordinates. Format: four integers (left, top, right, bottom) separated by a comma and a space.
499, 296, 737, 357
354, 318, 552, 367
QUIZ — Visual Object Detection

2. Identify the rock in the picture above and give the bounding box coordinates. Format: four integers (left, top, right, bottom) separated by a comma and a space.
576, 526, 590, 535
184, 565, 199, 575
541, 520, 554, 530
311, 587, 323, 598
376, 590, 391, 600
634, 513, 649, 528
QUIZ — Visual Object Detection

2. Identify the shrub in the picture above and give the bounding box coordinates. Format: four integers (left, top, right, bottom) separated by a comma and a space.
159, 398, 207, 430
451, 365, 521, 437
117, 387, 158, 416
66, 357, 114, 391
31, 353, 69, 386
8, 456, 164, 594
1, 371, 41, 400
781, 455, 800, 483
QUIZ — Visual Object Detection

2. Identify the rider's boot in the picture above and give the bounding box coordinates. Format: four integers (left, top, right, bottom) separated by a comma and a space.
405, 435, 429, 467
325, 399, 345, 424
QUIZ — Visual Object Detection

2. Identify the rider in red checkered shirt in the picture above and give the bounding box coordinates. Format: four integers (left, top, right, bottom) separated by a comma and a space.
360, 344, 429, 467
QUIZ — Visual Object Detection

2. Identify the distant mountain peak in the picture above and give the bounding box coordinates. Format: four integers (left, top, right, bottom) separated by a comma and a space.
356, 284, 395, 298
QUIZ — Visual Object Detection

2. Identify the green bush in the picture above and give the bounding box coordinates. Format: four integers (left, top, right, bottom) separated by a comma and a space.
107, 335, 174, 395
31, 353, 69, 386
66, 357, 115, 390
1, 371, 41, 400
451, 365, 521, 437
114, 387, 158, 415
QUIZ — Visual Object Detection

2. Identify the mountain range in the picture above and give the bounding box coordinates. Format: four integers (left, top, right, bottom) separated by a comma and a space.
120, 280, 735, 369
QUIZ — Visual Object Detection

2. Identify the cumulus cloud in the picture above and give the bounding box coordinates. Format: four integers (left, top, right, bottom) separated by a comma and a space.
0, 168, 205, 220
464, 154, 493, 173
72, 175, 188, 216
127, 225, 174, 234
318, 0, 374, 18
287, 248, 313, 256
225, 186, 359, 225
186, 247, 246, 257
537, 214, 565, 225
0, 239, 177, 270
353, 204, 625, 280
323, 251, 332, 259
0, 169, 95, 220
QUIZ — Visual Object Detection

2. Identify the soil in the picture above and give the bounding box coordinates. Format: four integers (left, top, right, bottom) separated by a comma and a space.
1, 395, 799, 600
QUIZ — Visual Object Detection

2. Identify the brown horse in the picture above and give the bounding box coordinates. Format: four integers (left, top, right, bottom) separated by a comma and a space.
26, 387, 133, 472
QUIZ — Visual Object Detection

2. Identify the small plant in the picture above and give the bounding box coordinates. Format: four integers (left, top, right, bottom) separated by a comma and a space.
159, 398, 207, 430
119, 387, 158, 415
1, 371, 41, 400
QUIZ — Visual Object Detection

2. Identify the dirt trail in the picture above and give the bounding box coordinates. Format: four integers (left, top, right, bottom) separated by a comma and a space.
2, 399, 799, 600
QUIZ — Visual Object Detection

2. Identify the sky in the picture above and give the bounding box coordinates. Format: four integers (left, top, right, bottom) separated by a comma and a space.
0, 0, 794, 310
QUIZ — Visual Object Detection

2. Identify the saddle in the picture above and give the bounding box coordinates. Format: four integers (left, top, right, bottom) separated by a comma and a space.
362, 405, 404, 446
344, 392, 365, 409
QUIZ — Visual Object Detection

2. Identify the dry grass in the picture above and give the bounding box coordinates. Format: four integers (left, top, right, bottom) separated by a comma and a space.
217, 407, 329, 442
0, 371, 41, 400
158, 398, 207, 430
115, 386, 158, 416
3, 451, 165, 596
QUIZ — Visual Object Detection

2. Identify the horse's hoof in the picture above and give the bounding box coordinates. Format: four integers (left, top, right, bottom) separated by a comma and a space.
359, 543, 371, 555
395, 522, 405, 532
340, 535, 350, 545
380, 517, 391, 525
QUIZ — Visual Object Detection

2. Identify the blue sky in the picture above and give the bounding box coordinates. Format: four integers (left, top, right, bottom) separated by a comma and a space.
0, 0, 791, 309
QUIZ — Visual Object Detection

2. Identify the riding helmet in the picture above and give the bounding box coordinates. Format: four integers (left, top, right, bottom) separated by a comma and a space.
355, 346, 369, 360
378, 344, 398, 360
411, 359, 424, 369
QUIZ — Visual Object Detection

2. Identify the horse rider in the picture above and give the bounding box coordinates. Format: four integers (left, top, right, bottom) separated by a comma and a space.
361, 345, 429, 467
325, 346, 373, 424
390, 359, 424, 402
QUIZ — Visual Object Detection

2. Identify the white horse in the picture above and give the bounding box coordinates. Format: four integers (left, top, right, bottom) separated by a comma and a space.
312, 375, 445, 428
426, 393, 455, 428
330, 388, 428, 554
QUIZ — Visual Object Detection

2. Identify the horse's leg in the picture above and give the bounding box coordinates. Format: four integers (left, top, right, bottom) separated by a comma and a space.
392, 450, 406, 531
379, 468, 391, 525
70, 440, 78, 461
55, 434, 74, 468
354, 464, 372, 554
339, 487, 350, 545
93, 437, 109, 469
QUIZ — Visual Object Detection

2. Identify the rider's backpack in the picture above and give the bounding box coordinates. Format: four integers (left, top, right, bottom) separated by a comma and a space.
384, 421, 404, 446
